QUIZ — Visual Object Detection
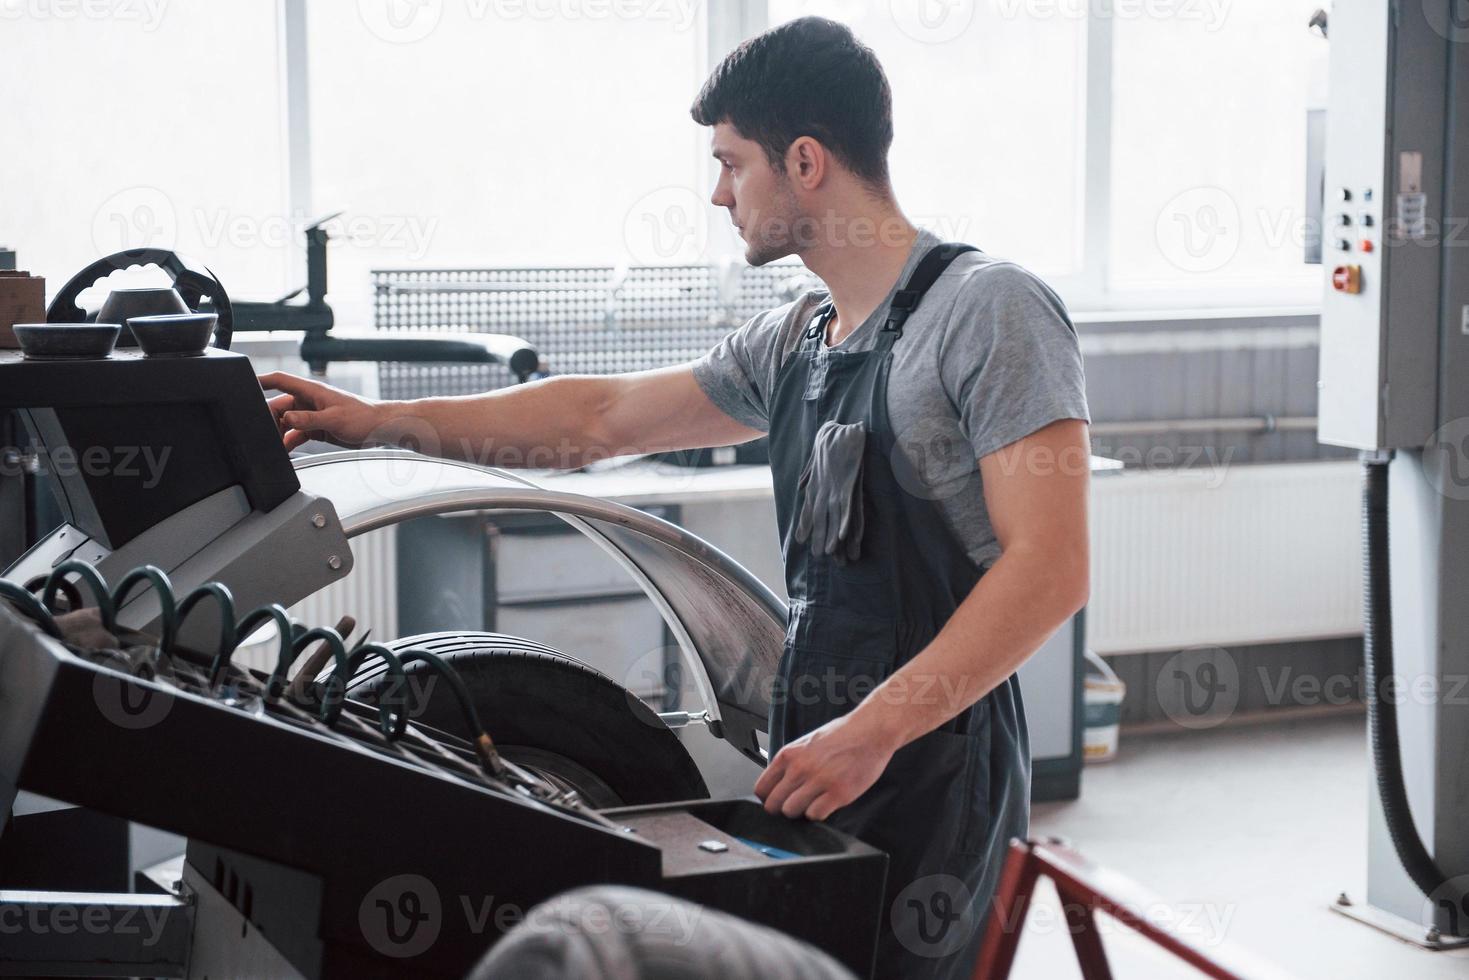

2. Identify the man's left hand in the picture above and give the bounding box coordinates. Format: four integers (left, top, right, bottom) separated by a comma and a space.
754, 710, 897, 821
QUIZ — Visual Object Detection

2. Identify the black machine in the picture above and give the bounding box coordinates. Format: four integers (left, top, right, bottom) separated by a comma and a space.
220, 214, 541, 379
0, 600, 882, 978
45, 232, 542, 379
0, 348, 887, 978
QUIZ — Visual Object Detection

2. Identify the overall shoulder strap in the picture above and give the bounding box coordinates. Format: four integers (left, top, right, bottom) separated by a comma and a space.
882, 243, 979, 337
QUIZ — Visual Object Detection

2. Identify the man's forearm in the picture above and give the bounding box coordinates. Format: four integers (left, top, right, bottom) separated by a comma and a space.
359, 364, 760, 469
371, 374, 627, 468
850, 543, 1089, 752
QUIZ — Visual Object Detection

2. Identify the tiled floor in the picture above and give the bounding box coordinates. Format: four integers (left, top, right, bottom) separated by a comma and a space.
1021, 713, 1469, 980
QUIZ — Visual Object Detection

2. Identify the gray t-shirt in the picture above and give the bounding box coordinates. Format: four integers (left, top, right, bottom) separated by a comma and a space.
692, 229, 1090, 571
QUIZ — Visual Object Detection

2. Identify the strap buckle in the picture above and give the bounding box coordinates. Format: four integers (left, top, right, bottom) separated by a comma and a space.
804, 302, 835, 341
882, 290, 921, 334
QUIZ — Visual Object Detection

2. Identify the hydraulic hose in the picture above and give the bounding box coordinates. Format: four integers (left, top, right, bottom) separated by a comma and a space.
2, 559, 494, 763
1362, 455, 1463, 908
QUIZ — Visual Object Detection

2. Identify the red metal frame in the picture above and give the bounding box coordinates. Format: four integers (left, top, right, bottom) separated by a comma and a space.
973, 837, 1269, 980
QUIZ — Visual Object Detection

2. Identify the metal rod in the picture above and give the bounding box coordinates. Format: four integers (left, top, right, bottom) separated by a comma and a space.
1089, 415, 1317, 437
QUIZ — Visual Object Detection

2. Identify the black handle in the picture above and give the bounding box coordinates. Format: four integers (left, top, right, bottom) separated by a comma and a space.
299, 333, 541, 382
46, 248, 234, 351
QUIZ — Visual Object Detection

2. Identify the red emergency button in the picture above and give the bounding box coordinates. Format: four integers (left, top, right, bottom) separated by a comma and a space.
1360, 239, 1374, 252
1332, 265, 1363, 294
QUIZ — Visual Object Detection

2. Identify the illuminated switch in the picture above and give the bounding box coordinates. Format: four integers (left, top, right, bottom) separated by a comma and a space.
1332, 265, 1363, 294
1360, 239, 1374, 252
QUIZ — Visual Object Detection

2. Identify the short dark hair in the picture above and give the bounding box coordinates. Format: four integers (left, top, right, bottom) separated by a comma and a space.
690, 17, 894, 188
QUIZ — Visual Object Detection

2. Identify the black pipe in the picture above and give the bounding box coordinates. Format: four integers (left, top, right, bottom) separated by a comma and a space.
1362, 455, 1463, 909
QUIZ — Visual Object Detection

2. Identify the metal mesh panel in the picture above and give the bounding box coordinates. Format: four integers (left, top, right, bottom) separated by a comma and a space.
371, 263, 820, 398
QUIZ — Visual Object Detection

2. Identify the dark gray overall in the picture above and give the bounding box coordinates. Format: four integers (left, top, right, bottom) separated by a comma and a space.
767, 244, 1030, 980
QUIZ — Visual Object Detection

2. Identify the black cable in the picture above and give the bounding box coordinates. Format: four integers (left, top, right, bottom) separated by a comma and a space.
44, 577, 84, 616
41, 559, 116, 633
109, 565, 177, 653
236, 604, 296, 695
176, 583, 238, 684
11, 558, 503, 776
280, 626, 347, 703
394, 648, 505, 774
322, 642, 410, 739
1362, 456, 1466, 909
0, 580, 64, 639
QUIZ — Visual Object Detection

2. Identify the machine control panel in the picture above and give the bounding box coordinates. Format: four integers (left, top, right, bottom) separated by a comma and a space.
1316, 0, 1443, 451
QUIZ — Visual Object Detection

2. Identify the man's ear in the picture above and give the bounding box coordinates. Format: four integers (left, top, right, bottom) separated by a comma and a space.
787, 136, 827, 189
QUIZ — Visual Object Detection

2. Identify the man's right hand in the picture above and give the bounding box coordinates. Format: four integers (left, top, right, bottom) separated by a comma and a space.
257, 363, 763, 468
258, 371, 388, 452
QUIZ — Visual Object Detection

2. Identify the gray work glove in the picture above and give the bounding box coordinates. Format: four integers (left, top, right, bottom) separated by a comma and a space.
794, 420, 867, 563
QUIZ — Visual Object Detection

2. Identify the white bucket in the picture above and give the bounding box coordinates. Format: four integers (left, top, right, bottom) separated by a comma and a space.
1083, 649, 1125, 763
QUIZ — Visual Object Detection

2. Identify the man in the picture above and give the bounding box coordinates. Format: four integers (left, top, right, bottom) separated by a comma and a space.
261, 17, 1089, 978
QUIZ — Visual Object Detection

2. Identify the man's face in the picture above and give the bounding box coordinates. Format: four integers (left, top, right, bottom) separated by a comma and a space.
709, 122, 802, 266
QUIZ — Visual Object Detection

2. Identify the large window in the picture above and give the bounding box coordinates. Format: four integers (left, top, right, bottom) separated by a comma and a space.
1109, 1, 1327, 302
770, 0, 1327, 310
306, 1, 709, 325
0, 4, 288, 300
770, 0, 1087, 278
1, 0, 1331, 320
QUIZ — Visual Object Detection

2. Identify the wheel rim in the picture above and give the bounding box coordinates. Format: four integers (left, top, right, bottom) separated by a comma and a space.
501, 745, 625, 809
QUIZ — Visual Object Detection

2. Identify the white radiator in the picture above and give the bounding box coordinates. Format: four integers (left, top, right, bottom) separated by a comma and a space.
1087, 460, 1364, 655
234, 527, 399, 672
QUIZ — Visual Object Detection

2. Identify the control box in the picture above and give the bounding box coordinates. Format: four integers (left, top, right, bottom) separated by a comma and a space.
1316, 0, 1447, 450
